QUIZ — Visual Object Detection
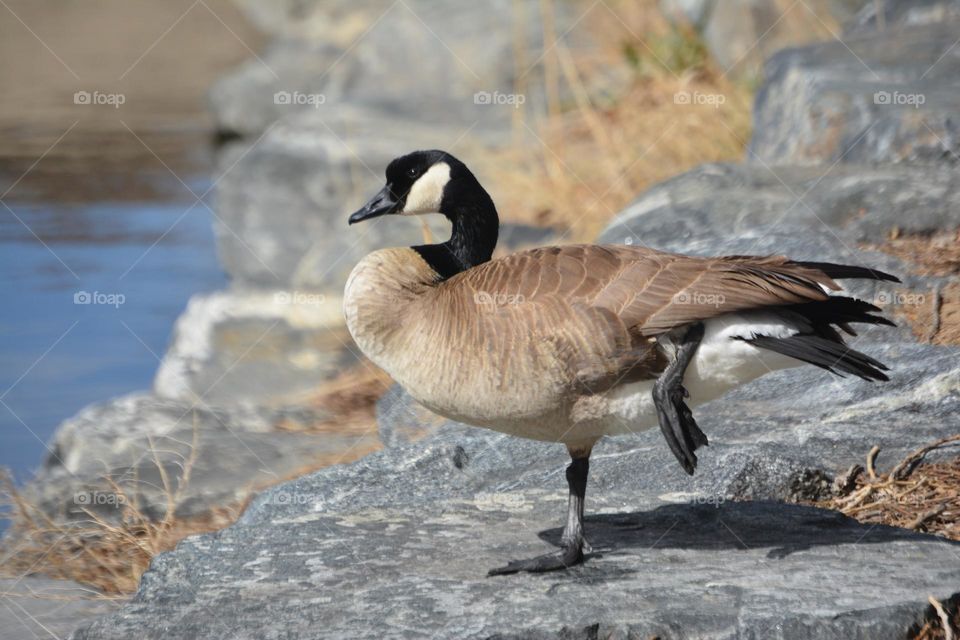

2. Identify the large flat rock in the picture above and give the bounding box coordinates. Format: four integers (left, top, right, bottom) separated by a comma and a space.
73, 343, 960, 639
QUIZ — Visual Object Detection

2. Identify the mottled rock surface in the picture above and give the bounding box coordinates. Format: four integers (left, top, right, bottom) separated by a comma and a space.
73, 344, 960, 639
376, 382, 446, 448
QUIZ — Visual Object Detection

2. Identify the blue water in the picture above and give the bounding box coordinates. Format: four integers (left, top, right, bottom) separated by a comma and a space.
0, 191, 226, 486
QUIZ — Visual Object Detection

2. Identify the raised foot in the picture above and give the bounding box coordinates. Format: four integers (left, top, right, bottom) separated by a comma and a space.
487, 542, 585, 576
653, 322, 708, 475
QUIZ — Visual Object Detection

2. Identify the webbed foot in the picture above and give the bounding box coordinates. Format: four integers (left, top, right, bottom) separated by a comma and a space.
487, 539, 586, 575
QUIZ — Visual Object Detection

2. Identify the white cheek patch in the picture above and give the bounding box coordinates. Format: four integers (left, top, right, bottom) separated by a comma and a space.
402, 162, 451, 215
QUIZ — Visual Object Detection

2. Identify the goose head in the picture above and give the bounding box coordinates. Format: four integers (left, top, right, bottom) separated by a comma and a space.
349, 150, 499, 278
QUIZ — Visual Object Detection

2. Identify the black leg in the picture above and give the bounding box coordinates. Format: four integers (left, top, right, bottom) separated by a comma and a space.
653, 322, 708, 475
488, 453, 590, 576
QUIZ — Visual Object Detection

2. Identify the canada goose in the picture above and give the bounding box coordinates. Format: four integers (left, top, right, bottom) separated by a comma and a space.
344, 149, 898, 575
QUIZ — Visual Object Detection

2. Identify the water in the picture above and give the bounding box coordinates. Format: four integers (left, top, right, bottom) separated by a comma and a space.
0, 189, 225, 484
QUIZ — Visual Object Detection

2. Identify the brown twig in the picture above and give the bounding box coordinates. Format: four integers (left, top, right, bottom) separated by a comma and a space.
929, 596, 957, 640
866, 445, 881, 481
811, 436, 960, 542
892, 435, 960, 481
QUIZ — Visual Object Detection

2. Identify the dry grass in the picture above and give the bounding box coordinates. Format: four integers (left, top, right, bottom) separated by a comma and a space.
0, 434, 246, 595
874, 228, 960, 277
913, 594, 960, 640
0, 366, 395, 596
279, 361, 394, 438
0, 360, 394, 598
813, 435, 960, 540
480, 0, 752, 240
812, 437, 960, 639
866, 229, 960, 345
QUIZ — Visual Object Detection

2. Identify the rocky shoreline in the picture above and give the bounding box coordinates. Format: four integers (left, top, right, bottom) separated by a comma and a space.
73, 341, 960, 639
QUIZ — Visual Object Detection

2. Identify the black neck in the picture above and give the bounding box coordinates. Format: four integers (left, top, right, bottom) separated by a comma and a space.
412, 183, 499, 280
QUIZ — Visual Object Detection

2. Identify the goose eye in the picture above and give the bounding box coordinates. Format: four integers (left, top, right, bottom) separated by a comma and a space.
407, 167, 418, 179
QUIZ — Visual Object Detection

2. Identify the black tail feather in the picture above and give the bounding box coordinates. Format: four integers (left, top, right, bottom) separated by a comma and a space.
782, 297, 896, 329
745, 334, 889, 381
743, 296, 894, 382
789, 260, 900, 283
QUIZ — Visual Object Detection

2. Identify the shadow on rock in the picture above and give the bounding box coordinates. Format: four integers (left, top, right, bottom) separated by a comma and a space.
534, 501, 958, 565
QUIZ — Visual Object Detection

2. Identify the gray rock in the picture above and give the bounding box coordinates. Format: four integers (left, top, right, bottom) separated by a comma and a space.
0, 577, 118, 640
846, 0, 960, 34
375, 382, 444, 448
154, 288, 357, 405
749, 21, 960, 166
601, 163, 960, 248
23, 392, 375, 522
210, 0, 563, 137
72, 343, 960, 639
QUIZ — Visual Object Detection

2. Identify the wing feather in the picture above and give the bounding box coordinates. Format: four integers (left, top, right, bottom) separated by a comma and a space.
436, 244, 849, 392
449, 244, 836, 332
